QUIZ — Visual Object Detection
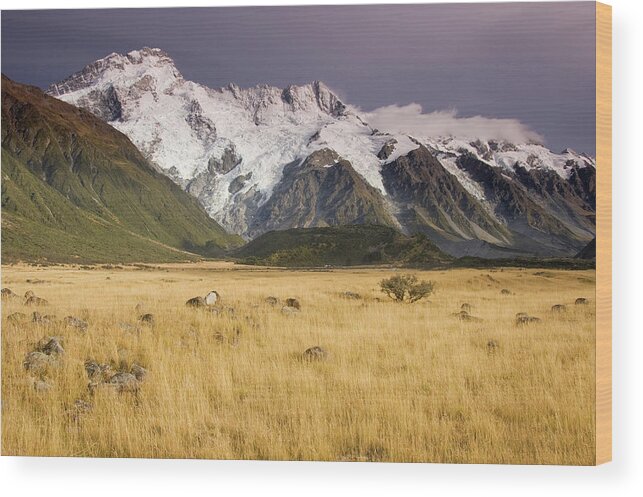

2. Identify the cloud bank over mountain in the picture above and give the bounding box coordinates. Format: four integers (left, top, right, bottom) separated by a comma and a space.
361, 104, 544, 145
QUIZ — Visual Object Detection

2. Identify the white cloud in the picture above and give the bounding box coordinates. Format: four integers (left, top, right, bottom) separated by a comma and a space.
358, 103, 543, 144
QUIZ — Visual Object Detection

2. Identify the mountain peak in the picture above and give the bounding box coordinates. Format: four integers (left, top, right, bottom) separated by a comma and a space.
47, 47, 182, 97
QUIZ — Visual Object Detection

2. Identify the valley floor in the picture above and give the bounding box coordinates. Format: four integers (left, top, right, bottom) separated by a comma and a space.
1, 262, 595, 464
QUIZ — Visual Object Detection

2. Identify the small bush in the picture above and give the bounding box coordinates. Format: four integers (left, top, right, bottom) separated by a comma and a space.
379, 274, 435, 303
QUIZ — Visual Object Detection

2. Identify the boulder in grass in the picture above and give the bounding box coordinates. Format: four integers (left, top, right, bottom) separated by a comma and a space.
486, 339, 499, 353
339, 291, 361, 300
7, 312, 28, 323
265, 296, 279, 306
461, 303, 472, 312
25, 295, 49, 306
551, 304, 567, 313
33, 379, 53, 393
515, 315, 541, 325
107, 372, 140, 393
285, 298, 301, 310
500, 289, 512, 296
1, 287, 19, 300
575, 298, 589, 305
186, 296, 206, 308
24, 290, 35, 299
64, 316, 89, 333
32, 312, 57, 325
205, 291, 220, 306
138, 313, 155, 326
130, 363, 148, 382
303, 346, 328, 361
38, 336, 65, 356
23, 351, 57, 374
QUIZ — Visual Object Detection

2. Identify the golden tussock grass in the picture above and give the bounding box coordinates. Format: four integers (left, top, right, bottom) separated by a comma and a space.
1, 262, 595, 464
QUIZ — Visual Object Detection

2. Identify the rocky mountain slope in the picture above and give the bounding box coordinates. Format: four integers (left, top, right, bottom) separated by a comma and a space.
48, 47, 596, 257
1, 75, 241, 263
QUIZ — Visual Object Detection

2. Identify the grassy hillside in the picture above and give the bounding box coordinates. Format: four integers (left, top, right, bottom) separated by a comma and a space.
1, 75, 242, 263
235, 224, 452, 267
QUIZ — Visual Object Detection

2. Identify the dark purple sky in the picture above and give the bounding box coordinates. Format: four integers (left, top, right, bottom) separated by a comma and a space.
1, 2, 596, 154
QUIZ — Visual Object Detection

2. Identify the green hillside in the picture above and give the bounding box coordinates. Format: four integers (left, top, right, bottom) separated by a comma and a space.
235, 224, 452, 267
1, 75, 242, 263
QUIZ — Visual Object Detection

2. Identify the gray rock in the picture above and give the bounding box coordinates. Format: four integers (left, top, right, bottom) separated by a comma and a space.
107, 372, 140, 393
205, 291, 220, 306
139, 313, 155, 325
33, 379, 53, 392
377, 139, 397, 160
1, 287, 19, 300
23, 351, 56, 374
7, 312, 28, 323
186, 296, 206, 308
25, 295, 49, 306
130, 363, 148, 382
208, 144, 241, 174
32, 311, 57, 325
339, 291, 361, 300
285, 298, 301, 309
64, 316, 89, 332
38, 337, 65, 356
516, 315, 541, 325
303, 346, 328, 361
454, 310, 482, 322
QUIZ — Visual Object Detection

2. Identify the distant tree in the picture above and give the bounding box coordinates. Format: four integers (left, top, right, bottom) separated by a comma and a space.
379, 274, 435, 303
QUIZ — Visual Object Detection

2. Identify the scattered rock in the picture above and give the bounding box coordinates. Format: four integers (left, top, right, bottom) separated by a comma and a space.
1, 287, 19, 300
7, 312, 28, 323
63, 316, 89, 332
551, 304, 567, 313
205, 291, 220, 306
84, 360, 112, 382
339, 291, 361, 300
285, 298, 301, 309
139, 313, 155, 325
186, 296, 206, 308
32, 311, 57, 325
575, 298, 589, 305
303, 346, 328, 361
516, 315, 541, 325
130, 363, 148, 382
107, 372, 140, 393
38, 336, 65, 356
33, 379, 53, 392
23, 351, 57, 374
454, 310, 482, 322
265, 296, 279, 306
25, 295, 49, 306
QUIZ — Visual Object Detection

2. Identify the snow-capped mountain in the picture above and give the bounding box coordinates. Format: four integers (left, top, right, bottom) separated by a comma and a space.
47, 47, 596, 257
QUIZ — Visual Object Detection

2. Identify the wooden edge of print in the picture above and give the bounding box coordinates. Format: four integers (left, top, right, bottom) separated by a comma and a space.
595, 1, 612, 466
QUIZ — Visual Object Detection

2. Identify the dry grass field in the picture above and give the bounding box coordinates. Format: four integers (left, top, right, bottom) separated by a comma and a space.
1, 262, 595, 464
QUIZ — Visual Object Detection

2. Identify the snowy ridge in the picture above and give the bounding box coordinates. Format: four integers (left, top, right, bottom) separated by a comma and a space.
48, 47, 595, 244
